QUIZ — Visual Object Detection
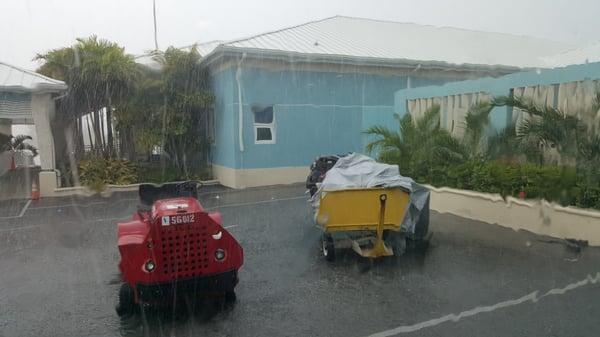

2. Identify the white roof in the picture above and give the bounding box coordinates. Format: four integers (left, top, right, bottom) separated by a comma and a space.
206, 16, 571, 69
134, 40, 225, 69
193, 40, 223, 56
0, 61, 67, 93
541, 41, 600, 68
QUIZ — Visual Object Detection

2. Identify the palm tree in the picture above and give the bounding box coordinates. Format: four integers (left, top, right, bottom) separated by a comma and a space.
365, 104, 467, 181
2, 135, 38, 155
1, 135, 38, 170
491, 95, 585, 165
150, 46, 214, 176
35, 36, 138, 156
462, 101, 493, 156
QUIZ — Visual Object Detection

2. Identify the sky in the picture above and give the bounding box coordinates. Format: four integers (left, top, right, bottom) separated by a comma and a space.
1, 0, 599, 70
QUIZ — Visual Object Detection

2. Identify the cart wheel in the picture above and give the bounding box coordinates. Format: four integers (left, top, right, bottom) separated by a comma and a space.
116, 283, 136, 317
322, 233, 335, 261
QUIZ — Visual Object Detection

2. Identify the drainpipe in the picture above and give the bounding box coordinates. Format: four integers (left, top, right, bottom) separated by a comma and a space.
235, 53, 247, 152
407, 63, 422, 89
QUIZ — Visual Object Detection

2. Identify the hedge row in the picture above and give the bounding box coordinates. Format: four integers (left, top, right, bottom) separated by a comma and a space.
410, 160, 600, 210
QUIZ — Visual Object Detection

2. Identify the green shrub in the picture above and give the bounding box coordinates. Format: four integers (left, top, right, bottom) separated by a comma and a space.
137, 165, 211, 184
401, 159, 598, 210
78, 156, 137, 191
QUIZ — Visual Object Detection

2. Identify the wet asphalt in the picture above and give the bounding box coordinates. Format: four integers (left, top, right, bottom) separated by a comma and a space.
0, 184, 599, 337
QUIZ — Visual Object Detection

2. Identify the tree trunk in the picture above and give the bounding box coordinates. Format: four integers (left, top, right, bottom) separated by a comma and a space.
106, 107, 113, 156
84, 94, 96, 152
105, 83, 114, 156
98, 108, 106, 154
119, 126, 135, 161
64, 120, 81, 187
49, 113, 71, 187
86, 113, 94, 153
92, 109, 102, 153
160, 95, 167, 175
182, 151, 189, 178
76, 116, 85, 157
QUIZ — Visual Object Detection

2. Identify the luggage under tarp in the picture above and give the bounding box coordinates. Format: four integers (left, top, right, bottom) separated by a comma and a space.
310, 153, 430, 238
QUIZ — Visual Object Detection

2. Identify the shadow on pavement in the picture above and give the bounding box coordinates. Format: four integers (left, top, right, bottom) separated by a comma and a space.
118, 296, 237, 337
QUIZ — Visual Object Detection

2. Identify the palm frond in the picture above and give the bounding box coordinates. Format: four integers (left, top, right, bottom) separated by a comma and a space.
464, 101, 492, 132
10, 135, 33, 146
16, 143, 38, 156
364, 125, 402, 155
415, 104, 441, 133
463, 101, 492, 154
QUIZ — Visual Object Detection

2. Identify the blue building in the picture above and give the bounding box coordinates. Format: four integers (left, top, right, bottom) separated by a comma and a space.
199, 16, 570, 188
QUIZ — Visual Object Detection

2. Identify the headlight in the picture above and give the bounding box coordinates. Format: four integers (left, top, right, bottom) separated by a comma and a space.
144, 260, 156, 272
215, 249, 226, 261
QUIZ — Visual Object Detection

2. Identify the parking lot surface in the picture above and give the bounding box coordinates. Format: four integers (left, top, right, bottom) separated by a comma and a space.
1, 184, 599, 337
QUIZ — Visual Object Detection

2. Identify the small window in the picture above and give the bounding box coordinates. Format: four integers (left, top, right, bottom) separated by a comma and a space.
256, 127, 272, 141
252, 105, 275, 144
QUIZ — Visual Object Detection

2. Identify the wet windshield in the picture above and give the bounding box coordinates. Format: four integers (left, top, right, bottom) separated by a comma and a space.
1, 1, 600, 336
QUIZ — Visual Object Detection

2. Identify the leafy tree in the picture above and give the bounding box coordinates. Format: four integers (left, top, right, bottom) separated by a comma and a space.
116, 64, 164, 159
36, 39, 214, 183
116, 46, 214, 178
152, 46, 214, 176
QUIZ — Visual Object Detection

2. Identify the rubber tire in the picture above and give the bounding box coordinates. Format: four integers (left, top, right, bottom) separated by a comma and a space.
383, 231, 406, 256
225, 290, 237, 303
116, 283, 136, 317
322, 233, 335, 262
406, 238, 429, 254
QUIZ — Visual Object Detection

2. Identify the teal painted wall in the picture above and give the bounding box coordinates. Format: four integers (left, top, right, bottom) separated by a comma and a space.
210, 67, 237, 168
210, 64, 464, 169
391, 61, 600, 132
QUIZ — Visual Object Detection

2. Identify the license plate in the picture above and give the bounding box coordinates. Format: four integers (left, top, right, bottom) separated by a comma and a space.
161, 214, 196, 226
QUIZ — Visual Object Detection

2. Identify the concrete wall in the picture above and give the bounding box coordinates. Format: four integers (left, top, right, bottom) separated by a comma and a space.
391, 61, 600, 131
31, 93, 59, 196
427, 185, 600, 246
31, 93, 56, 171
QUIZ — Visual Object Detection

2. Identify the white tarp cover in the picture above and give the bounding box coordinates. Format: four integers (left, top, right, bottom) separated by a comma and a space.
311, 153, 430, 235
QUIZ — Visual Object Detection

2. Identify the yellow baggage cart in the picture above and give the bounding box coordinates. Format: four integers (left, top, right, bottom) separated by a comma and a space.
315, 187, 411, 260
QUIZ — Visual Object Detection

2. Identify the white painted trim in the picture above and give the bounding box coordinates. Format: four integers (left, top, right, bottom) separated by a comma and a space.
212, 164, 309, 189
253, 125, 276, 144
230, 102, 393, 109
252, 105, 276, 144
425, 184, 600, 246
40, 180, 220, 198
367, 271, 600, 337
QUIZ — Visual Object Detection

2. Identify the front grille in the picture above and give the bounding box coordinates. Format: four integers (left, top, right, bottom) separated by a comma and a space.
159, 223, 209, 280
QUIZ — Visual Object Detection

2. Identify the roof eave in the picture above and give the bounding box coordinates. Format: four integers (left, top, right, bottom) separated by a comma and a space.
200, 45, 529, 74
0, 84, 68, 94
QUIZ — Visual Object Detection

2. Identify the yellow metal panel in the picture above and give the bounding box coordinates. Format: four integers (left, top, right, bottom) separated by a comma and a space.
317, 188, 410, 233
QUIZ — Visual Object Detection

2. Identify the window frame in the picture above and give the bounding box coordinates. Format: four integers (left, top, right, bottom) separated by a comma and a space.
253, 105, 276, 145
